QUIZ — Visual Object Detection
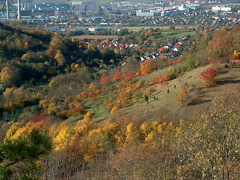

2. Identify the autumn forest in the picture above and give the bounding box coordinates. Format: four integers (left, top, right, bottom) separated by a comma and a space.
0, 22, 240, 179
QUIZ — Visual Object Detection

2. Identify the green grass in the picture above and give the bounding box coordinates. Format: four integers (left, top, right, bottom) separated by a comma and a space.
161, 31, 197, 38
125, 26, 172, 32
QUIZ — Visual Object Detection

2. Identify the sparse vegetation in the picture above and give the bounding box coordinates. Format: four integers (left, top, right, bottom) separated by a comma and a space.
0, 22, 240, 179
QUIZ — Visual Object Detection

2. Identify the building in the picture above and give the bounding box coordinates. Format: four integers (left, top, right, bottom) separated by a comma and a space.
89, 27, 110, 32
73, 3, 101, 16
43, 26, 61, 32
212, 6, 231, 12
136, 9, 160, 16
72, 1, 94, 6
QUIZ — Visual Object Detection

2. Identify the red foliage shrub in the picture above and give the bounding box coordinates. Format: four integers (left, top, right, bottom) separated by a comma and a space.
30, 114, 48, 123
123, 70, 135, 83
162, 81, 169, 86
100, 74, 110, 85
158, 55, 167, 59
121, 99, 130, 106
177, 56, 183, 62
113, 71, 123, 81
123, 76, 133, 83
118, 90, 125, 99
105, 102, 115, 108
199, 68, 217, 86
177, 73, 183, 77
151, 76, 161, 84
158, 77, 165, 83
163, 74, 170, 81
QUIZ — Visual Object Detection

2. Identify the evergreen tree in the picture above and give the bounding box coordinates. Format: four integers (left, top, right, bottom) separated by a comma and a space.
0, 129, 52, 179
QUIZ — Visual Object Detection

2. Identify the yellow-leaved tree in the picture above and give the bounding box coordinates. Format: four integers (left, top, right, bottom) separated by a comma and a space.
125, 123, 139, 143
177, 99, 240, 180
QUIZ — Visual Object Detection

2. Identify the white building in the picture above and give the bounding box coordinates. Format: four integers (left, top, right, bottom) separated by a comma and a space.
212, 6, 231, 12
72, 1, 94, 6
178, 4, 186, 11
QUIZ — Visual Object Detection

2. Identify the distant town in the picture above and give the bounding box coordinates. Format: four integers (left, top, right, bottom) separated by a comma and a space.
0, 1, 239, 32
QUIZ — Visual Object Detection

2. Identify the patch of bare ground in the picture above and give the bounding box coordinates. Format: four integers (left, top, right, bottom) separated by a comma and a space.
95, 66, 240, 123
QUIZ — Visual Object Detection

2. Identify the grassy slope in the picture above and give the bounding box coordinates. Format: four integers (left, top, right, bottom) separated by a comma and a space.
93, 65, 240, 123
161, 31, 197, 39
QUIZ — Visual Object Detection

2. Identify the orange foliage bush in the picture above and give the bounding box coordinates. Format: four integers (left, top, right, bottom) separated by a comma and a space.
105, 102, 115, 109
88, 89, 101, 98
118, 90, 125, 99
135, 71, 141, 76
68, 102, 84, 110
134, 81, 142, 89
94, 89, 101, 95
140, 59, 156, 75
64, 96, 74, 103
88, 92, 95, 98
77, 92, 88, 100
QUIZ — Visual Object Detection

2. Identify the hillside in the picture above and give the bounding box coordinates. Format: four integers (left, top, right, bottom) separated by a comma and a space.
94, 64, 240, 123
0, 23, 239, 179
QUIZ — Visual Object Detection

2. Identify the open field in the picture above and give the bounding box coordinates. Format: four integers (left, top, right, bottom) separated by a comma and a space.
125, 26, 195, 32
71, 35, 119, 40
125, 26, 171, 32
